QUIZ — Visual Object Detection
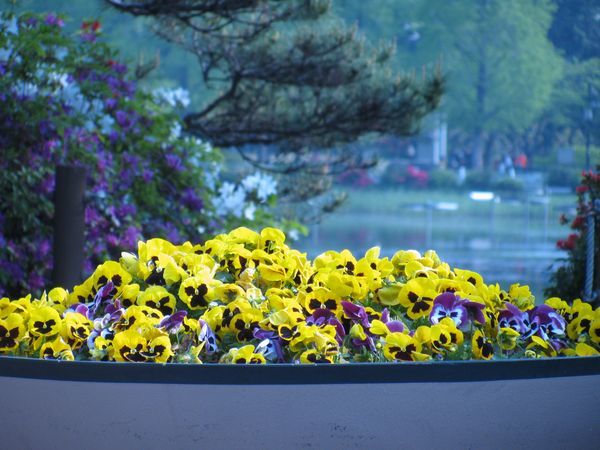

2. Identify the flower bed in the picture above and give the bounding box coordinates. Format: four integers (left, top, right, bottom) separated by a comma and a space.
1, 227, 599, 364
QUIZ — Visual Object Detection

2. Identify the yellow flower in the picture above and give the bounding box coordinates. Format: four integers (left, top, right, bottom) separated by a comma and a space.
497, 327, 520, 351
0, 313, 26, 352
93, 260, 133, 294
300, 349, 333, 364
377, 284, 403, 306
575, 342, 599, 356
29, 305, 62, 337
119, 283, 141, 308
178, 275, 219, 310
507, 283, 535, 310
138, 286, 176, 316
227, 345, 266, 364
61, 312, 92, 347
112, 329, 148, 362
398, 278, 436, 320
527, 335, 557, 357
383, 332, 428, 361
40, 337, 74, 360
472, 329, 494, 360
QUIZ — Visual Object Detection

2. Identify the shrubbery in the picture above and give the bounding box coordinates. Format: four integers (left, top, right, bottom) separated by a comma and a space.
0, 12, 286, 298
546, 169, 600, 302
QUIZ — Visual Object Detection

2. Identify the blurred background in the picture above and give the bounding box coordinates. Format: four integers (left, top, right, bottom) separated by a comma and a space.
3, 0, 599, 301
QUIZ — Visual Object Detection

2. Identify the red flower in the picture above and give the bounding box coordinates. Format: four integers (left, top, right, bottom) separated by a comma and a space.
557, 233, 579, 251
570, 215, 584, 230
575, 185, 589, 194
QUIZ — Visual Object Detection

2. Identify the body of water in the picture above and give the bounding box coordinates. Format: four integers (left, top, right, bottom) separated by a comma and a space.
295, 195, 571, 302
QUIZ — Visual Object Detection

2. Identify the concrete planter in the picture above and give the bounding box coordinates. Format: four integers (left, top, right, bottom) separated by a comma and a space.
1, 356, 598, 449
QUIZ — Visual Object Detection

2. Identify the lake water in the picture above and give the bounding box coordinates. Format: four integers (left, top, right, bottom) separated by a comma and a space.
295, 198, 571, 302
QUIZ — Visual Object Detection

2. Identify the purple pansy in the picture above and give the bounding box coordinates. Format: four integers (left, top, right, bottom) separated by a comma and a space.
528, 305, 567, 340
198, 319, 219, 354
341, 301, 371, 328
430, 292, 468, 327
254, 329, 285, 362
498, 302, 530, 335
306, 308, 346, 343
159, 311, 187, 333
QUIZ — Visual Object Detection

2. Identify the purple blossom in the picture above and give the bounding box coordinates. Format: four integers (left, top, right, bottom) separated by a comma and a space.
182, 188, 203, 210
528, 305, 567, 340
115, 110, 132, 129
142, 169, 154, 183
306, 309, 345, 343
253, 329, 285, 362
28, 273, 45, 291
165, 154, 184, 172
498, 303, 530, 335
121, 226, 140, 250
198, 319, 219, 354
159, 311, 187, 333
44, 14, 64, 28
104, 98, 118, 111
342, 301, 371, 328
430, 292, 469, 328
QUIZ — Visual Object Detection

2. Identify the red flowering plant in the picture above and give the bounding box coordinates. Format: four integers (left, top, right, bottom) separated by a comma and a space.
546, 168, 600, 303
0, 12, 286, 298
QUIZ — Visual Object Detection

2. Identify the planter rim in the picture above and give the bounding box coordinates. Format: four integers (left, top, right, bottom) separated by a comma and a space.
1, 355, 598, 385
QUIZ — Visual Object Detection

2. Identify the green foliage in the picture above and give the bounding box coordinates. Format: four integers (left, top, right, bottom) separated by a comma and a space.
546, 168, 579, 190
464, 171, 493, 191
428, 169, 459, 190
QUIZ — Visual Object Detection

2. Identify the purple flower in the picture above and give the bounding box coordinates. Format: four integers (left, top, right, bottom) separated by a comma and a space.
142, 169, 154, 183
198, 319, 219, 354
121, 226, 140, 250
104, 98, 118, 111
67, 303, 91, 319
182, 188, 203, 210
159, 311, 187, 333
430, 292, 469, 328
115, 110, 132, 129
379, 308, 406, 333
306, 309, 346, 343
342, 301, 371, 328
88, 281, 115, 317
528, 305, 566, 340
165, 154, 184, 172
498, 302, 531, 336
44, 14, 64, 28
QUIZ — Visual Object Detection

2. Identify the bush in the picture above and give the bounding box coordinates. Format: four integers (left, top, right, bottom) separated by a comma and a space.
464, 170, 493, 190
0, 12, 288, 298
546, 169, 600, 302
429, 169, 459, 190
546, 167, 579, 190
491, 177, 524, 194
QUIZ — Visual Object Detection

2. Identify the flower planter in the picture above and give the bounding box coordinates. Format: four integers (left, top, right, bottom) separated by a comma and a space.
1, 356, 598, 449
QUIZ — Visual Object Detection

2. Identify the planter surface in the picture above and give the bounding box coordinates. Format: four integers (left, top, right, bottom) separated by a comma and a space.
1, 356, 599, 449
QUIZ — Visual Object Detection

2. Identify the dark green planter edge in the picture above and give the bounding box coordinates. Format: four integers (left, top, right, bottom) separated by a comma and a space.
0, 356, 599, 385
